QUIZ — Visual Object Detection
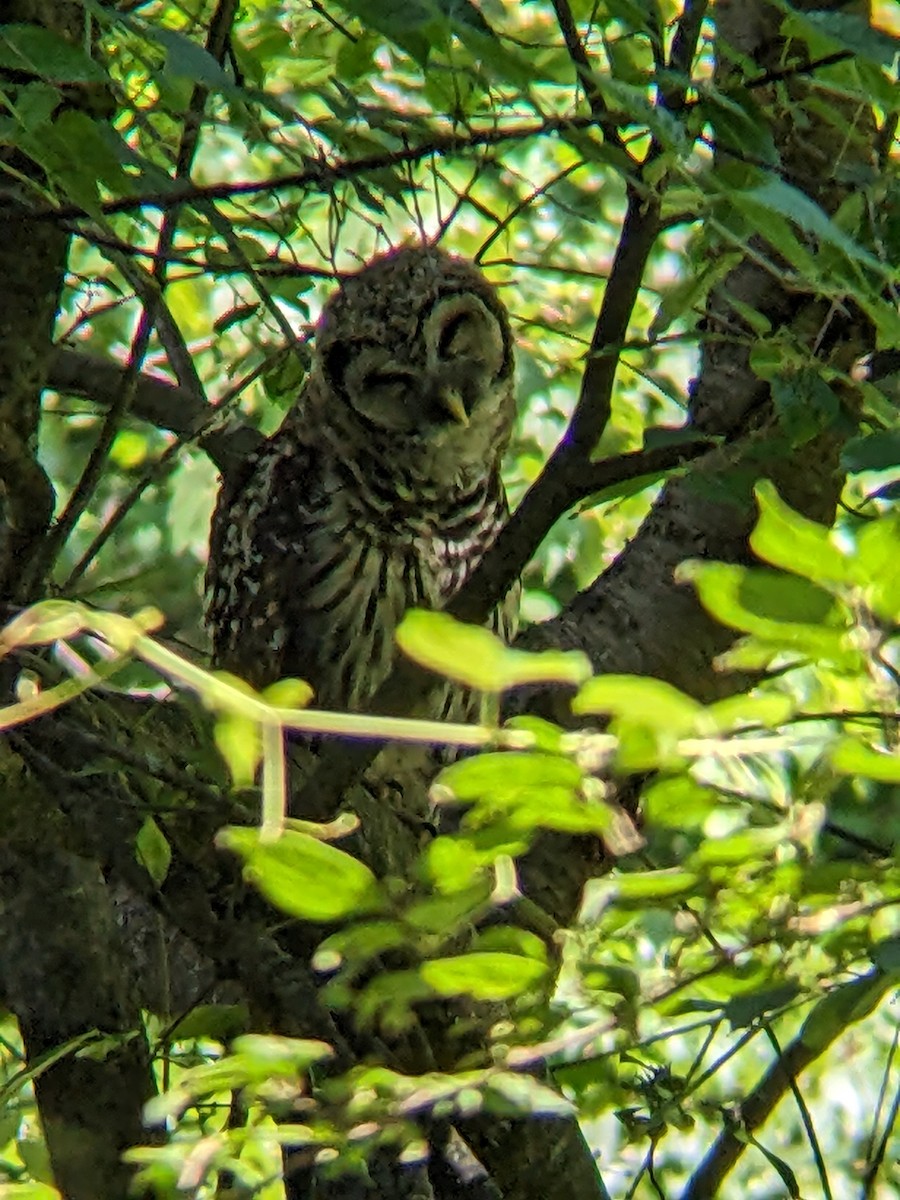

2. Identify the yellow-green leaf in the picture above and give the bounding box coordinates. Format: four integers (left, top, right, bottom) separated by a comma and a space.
214, 712, 261, 788
217, 827, 384, 922
751, 480, 851, 587
420, 952, 548, 1001
397, 610, 590, 691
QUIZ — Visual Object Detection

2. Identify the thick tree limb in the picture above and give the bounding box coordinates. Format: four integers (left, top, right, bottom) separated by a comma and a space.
47, 346, 264, 477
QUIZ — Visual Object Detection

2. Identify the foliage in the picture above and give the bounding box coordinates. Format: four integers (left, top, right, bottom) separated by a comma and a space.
0, 0, 897, 1199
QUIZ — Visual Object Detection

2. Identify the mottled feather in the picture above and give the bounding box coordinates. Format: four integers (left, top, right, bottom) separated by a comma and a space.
206, 245, 518, 711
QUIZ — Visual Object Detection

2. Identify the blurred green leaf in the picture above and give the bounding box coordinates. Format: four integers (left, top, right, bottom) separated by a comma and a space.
751, 480, 851, 587
642, 777, 718, 830
687, 827, 783, 868
135, 817, 171, 887
262, 677, 314, 709
611, 868, 699, 901
420, 952, 548, 1001
723, 983, 800, 1029
214, 712, 261, 788
841, 430, 900, 472
678, 561, 853, 663
218, 827, 385, 921
854, 514, 900, 621
573, 676, 704, 734
166, 1004, 249, 1042
485, 1073, 572, 1117
436, 751, 582, 803
0, 24, 106, 82
398, 610, 591, 691
831, 738, 900, 782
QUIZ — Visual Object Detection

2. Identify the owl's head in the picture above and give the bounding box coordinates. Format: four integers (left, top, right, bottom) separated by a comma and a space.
312, 246, 515, 472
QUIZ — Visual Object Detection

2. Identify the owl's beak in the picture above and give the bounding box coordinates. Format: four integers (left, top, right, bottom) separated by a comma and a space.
439, 387, 469, 426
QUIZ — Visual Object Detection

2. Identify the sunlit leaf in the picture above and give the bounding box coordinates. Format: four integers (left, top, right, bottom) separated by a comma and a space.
854, 514, 900, 621
485, 1073, 572, 1117
831, 738, 900, 782
435, 751, 582, 803
573, 676, 704, 734
677, 561, 854, 664
263, 678, 314, 709
398, 610, 591, 691
610, 868, 699, 901
687, 827, 784, 868
751, 481, 851, 587
214, 712, 261, 788
420, 952, 548, 1001
218, 828, 384, 921
642, 778, 719, 830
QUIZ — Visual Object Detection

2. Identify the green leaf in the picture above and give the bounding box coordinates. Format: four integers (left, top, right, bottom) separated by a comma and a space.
397, 610, 591, 691
746, 1136, 800, 1198
696, 88, 778, 164
404, 882, 493, 931
0, 24, 106, 83
262, 677, 314, 708
855, 514, 900, 621
425, 831, 527, 892
214, 712, 261, 788
841, 431, 900, 473
771, 369, 841, 446
435, 751, 582, 804
573, 676, 704, 735
332, 0, 442, 63
166, 1003, 249, 1041
650, 252, 743, 339
705, 692, 795, 733
485, 1073, 572, 1117
504, 715, 564, 753
313, 920, 408, 972
218, 827, 384, 921
610, 868, 699, 901
723, 983, 799, 1029
677, 561, 853, 663
736, 176, 885, 274
687, 827, 783, 868
831, 739, 900, 783
472, 927, 548, 962
135, 817, 171, 887
751, 480, 851, 587
642, 778, 719, 830
420, 952, 548, 1001
800, 971, 892, 1053
787, 9, 900, 69
143, 26, 234, 87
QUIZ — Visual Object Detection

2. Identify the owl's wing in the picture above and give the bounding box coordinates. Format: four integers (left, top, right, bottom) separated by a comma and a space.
205, 416, 326, 692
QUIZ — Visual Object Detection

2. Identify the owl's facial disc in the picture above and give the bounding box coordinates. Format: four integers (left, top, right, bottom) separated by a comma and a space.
426, 294, 505, 384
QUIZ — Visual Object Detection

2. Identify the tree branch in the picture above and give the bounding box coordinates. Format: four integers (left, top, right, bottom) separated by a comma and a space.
26, 115, 604, 223
680, 971, 893, 1200
46, 347, 264, 477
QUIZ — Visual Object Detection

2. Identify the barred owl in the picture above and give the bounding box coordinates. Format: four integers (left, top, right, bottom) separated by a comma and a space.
206, 245, 518, 711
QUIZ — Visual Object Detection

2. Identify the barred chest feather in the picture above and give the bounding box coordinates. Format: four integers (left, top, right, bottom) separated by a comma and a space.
207, 428, 512, 712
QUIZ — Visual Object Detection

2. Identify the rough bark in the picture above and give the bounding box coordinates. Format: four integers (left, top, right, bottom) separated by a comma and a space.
0, 6, 159, 1197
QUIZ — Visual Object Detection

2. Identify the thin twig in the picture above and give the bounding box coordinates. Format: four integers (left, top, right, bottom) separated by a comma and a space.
763, 1024, 832, 1200
22, 115, 604, 223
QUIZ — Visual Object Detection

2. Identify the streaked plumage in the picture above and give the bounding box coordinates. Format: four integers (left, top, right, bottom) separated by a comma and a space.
206, 245, 518, 710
